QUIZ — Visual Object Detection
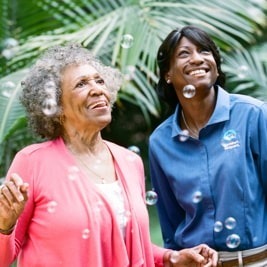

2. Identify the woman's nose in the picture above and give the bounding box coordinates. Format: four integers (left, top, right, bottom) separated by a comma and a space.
189, 51, 204, 64
88, 82, 105, 96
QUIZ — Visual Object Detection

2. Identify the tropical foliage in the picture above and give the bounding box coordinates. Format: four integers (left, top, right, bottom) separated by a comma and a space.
0, 0, 267, 178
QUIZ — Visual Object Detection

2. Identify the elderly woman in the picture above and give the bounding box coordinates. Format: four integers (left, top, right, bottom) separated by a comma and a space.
0, 44, 217, 267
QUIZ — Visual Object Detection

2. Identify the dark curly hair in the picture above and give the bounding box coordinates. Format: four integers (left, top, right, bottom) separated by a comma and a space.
156, 25, 226, 109
20, 43, 123, 140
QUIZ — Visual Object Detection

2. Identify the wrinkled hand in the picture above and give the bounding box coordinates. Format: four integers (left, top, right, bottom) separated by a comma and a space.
0, 173, 29, 231
164, 244, 218, 267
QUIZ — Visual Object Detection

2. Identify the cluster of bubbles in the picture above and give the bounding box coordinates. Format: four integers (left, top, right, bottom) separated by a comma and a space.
0, 80, 16, 98
1, 38, 19, 59
189, 190, 240, 249
46, 199, 90, 240
214, 217, 241, 249
42, 80, 58, 116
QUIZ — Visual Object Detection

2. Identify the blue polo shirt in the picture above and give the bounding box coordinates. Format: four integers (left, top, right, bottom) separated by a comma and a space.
149, 86, 267, 251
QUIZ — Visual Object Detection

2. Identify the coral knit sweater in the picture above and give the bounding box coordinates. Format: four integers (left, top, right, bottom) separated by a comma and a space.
0, 138, 166, 267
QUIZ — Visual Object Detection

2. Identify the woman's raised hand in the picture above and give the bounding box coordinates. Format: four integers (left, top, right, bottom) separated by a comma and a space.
0, 173, 29, 233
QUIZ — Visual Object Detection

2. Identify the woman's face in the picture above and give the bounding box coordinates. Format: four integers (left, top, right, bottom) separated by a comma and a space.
166, 36, 218, 98
60, 64, 112, 132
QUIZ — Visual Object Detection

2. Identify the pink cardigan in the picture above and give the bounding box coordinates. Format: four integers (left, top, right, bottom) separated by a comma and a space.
0, 138, 167, 267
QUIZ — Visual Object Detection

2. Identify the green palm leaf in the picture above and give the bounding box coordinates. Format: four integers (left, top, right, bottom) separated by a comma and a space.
0, 69, 28, 144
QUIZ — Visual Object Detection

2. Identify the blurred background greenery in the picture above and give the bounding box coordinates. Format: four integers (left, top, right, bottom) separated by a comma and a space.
1, 1, 267, 261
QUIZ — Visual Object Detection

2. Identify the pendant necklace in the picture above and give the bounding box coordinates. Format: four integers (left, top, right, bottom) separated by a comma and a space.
70, 150, 107, 184
181, 110, 199, 139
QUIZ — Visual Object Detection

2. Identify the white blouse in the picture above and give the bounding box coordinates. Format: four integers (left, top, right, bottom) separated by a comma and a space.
97, 180, 127, 238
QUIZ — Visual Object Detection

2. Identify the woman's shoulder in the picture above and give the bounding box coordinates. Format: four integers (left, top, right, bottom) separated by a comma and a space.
17, 139, 58, 156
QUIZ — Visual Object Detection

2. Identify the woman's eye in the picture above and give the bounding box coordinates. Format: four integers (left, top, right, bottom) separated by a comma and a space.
177, 50, 189, 57
76, 80, 87, 88
96, 78, 105, 85
200, 48, 211, 54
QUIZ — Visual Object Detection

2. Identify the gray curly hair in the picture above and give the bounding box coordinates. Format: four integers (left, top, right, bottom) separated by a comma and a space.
20, 43, 123, 140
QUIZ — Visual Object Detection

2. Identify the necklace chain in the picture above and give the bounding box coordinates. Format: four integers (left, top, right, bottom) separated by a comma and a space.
69, 148, 107, 184
76, 156, 106, 184
181, 110, 199, 138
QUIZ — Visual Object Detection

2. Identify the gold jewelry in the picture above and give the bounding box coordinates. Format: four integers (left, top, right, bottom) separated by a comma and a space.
74, 155, 107, 184
181, 110, 199, 139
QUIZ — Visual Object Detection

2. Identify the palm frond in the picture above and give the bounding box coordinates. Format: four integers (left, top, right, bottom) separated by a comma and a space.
0, 69, 27, 144
223, 47, 267, 99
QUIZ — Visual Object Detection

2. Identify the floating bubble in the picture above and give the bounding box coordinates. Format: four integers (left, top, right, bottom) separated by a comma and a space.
67, 165, 80, 181
192, 191, 203, 203
179, 129, 190, 142
120, 34, 134, 49
225, 217, 236, 230
47, 201, 58, 213
214, 221, 223, 232
170, 251, 180, 263
124, 65, 136, 81
1, 81, 16, 97
127, 145, 140, 155
82, 228, 90, 239
3, 38, 18, 48
145, 190, 158, 205
226, 234, 241, 249
182, 84, 196, 98
1, 49, 16, 59
42, 98, 58, 116
237, 65, 249, 79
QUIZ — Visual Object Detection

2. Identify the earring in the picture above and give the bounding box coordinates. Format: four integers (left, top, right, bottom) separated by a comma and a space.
166, 79, 171, 84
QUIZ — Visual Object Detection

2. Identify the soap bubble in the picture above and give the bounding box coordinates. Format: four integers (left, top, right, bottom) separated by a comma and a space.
214, 221, 223, 232
47, 201, 58, 213
145, 190, 158, 205
183, 84, 196, 98
179, 129, 190, 142
226, 234, 241, 249
225, 217, 236, 230
170, 251, 180, 263
121, 34, 134, 49
192, 191, 203, 203
127, 145, 140, 155
67, 165, 80, 181
1, 81, 16, 98
237, 65, 249, 79
82, 228, 90, 239
3, 38, 18, 48
42, 98, 58, 116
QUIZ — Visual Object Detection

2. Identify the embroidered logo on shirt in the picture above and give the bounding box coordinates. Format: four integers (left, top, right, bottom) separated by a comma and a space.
221, 129, 240, 150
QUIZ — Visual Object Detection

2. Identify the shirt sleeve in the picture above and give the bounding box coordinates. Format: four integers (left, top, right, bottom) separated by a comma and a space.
149, 139, 185, 250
